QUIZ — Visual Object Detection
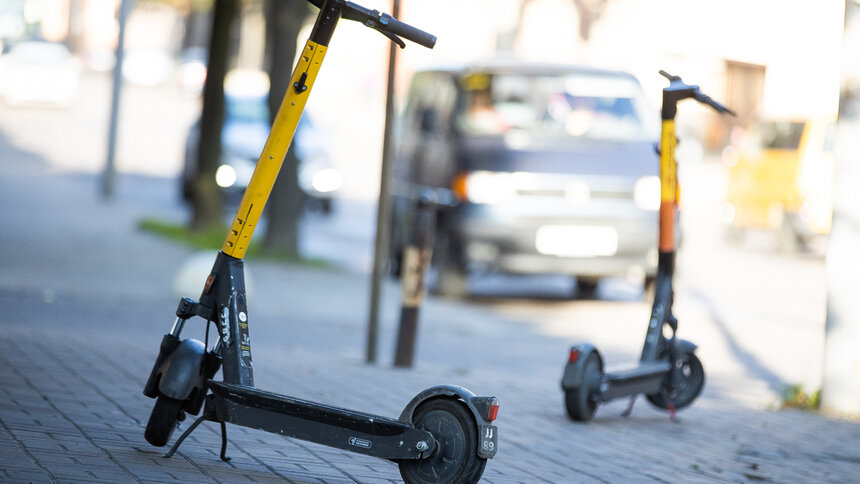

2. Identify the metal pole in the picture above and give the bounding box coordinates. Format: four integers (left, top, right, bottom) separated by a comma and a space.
394, 193, 436, 368
366, 0, 400, 364
102, 0, 131, 198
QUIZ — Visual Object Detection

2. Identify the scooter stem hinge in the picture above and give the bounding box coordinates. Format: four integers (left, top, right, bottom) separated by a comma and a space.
176, 297, 216, 322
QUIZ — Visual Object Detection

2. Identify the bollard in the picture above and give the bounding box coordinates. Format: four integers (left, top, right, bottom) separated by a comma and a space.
393, 191, 437, 368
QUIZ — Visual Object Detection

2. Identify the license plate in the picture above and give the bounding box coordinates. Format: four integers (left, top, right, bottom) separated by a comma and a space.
478, 424, 498, 458
535, 225, 618, 257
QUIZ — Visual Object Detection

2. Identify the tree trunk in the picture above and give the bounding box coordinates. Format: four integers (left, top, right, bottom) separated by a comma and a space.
572, 0, 608, 42
262, 0, 311, 255
505, 0, 606, 53
191, 0, 237, 232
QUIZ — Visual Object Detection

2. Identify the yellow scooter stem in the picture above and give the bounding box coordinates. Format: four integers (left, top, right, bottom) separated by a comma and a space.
220, 40, 327, 259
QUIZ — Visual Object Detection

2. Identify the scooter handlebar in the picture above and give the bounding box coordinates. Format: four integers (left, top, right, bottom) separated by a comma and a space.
694, 92, 736, 116
658, 70, 680, 82
376, 10, 437, 49
660, 69, 735, 116
307, 0, 436, 49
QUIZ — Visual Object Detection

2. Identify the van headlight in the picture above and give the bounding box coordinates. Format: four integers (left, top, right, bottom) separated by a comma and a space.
634, 176, 661, 211
461, 171, 517, 204
300, 158, 342, 194
311, 168, 342, 193
215, 164, 238, 188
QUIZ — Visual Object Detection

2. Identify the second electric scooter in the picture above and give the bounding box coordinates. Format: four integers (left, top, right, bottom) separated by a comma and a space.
561, 70, 734, 421
141, 2, 499, 483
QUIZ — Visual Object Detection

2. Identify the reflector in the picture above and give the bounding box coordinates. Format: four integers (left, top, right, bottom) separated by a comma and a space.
487, 399, 500, 421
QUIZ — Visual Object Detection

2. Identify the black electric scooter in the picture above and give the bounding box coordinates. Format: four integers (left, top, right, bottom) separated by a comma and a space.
560, 70, 734, 422
142, 2, 499, 482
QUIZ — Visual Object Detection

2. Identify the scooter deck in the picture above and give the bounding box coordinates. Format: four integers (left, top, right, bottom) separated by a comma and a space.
206, 381, 434, 459
601, 361, 671, 401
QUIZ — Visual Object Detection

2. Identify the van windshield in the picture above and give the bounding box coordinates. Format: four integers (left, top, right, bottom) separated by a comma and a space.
458, 72, 654, 141
226, 95, 268, 123
757, 121, 805, 150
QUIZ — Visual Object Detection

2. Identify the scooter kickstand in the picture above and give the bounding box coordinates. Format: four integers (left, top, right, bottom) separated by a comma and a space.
162, 415, 231, 461
163, 415, 208, 458
667, 402, 679, 423
621, 395, 637, 417
219, 421, 231, 461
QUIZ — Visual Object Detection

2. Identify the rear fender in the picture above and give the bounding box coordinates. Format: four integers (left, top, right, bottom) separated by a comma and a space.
675, 339, 698, 355
560, 343, 602, 390
399, 385, 499, 459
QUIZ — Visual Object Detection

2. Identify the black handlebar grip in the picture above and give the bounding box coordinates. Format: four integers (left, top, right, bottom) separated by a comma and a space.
695, 92, 736, 116
340, 1, 436, 48
384, 15, 436, 49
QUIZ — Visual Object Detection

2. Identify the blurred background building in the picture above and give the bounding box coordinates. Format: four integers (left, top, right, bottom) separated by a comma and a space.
0, 0, 844, 194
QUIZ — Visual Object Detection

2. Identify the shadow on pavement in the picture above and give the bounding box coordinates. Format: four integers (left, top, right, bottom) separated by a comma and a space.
689, 288, 789, 397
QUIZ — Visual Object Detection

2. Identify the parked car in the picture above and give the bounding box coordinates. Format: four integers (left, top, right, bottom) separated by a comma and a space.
182, 69, 342, 213
0, 40, 80, 108
723, 118, 835, 250
390, 61, 661, 297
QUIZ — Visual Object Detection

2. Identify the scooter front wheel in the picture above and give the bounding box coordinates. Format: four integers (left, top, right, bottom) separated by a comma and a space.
646, 351, 704, 410
144, 395, 185, 447
398, 397, 486, 484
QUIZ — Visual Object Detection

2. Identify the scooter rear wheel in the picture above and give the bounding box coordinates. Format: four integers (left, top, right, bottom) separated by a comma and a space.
144, 395, 184, 447
564, 351, 603, 421
646, 351, 704, 410
399, 397, 486, 484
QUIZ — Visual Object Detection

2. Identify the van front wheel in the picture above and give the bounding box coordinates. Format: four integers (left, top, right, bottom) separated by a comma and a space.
430, 234, 468, 299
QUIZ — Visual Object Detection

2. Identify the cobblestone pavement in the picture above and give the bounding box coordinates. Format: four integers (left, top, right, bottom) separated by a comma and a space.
2, 133, 860, 483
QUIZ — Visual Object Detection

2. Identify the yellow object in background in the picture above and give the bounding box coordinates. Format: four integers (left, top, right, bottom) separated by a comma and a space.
724, 118, 835, 248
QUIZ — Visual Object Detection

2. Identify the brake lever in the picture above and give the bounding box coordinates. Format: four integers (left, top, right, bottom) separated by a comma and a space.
339, 1, 435, 48
364, 10, 406, 48
343, 7, 407, 48
380, 30, 406, 48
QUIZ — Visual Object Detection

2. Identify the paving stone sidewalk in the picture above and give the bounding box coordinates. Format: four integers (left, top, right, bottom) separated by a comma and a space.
2, 142, 860, 483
